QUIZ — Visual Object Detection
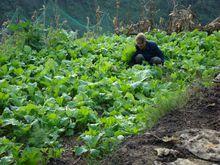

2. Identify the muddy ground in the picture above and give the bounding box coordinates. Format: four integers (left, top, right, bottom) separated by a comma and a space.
49, 82, 220, 165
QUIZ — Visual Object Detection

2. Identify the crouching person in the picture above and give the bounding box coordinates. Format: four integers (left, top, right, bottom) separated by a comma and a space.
129, 33, 164, 66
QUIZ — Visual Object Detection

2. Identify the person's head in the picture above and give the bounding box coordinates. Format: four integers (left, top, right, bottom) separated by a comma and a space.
135, 33, 147, 50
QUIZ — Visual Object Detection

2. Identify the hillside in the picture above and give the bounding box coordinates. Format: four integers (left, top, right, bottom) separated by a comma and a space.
0, 22, 219, 164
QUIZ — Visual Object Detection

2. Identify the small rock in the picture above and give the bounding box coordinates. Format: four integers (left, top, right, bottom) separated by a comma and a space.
175, 129, 220, 162
155, 148, 179, 157
121, 147, 128, 153
213, 73, 220, 83
162, 136, 179, 143
167, 158, 217, 165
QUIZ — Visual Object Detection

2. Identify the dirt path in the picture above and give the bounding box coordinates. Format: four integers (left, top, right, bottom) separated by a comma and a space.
102, 83, 220, 165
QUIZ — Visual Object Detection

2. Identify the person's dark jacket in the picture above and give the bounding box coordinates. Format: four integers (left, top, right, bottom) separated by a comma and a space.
129, 41, 164, 66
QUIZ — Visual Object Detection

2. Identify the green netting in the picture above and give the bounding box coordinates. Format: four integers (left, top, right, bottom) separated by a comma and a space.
8, 0, 163, 35
8, 0, 145, 35
35, 1, 87, 31
10, 7, 28, 24
4, 0, 220, 36
34, 0, 116, 35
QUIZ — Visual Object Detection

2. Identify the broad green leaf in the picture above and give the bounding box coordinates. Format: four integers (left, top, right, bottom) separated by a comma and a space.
74, 146, 88, 156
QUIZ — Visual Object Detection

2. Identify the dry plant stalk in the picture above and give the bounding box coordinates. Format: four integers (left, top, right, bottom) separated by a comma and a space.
114, 0, 120, 34
116, 20, 151, 35
168, 1, 197, 33
113, 17, 119, 34
203, 17, 220, 33
96, 6, 102, 25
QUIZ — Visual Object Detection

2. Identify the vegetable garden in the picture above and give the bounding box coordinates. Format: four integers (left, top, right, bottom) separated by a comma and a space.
0, 24, 219, 164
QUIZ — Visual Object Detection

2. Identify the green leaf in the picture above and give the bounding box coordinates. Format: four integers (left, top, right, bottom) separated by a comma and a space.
90, 149, 100, 157
65, 129, 74, 136
0, 65, 8, 76
74, 146, 88, 156
2, 119, 20, 127
0, 156, 14, 164
47, 113, 58, 120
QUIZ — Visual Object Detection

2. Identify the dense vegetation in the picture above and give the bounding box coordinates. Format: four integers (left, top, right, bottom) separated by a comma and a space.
0, 22, 219, 164
1, 0, 219, 27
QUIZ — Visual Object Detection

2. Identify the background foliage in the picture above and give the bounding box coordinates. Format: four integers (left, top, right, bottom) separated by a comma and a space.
0, 0, 219, 32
